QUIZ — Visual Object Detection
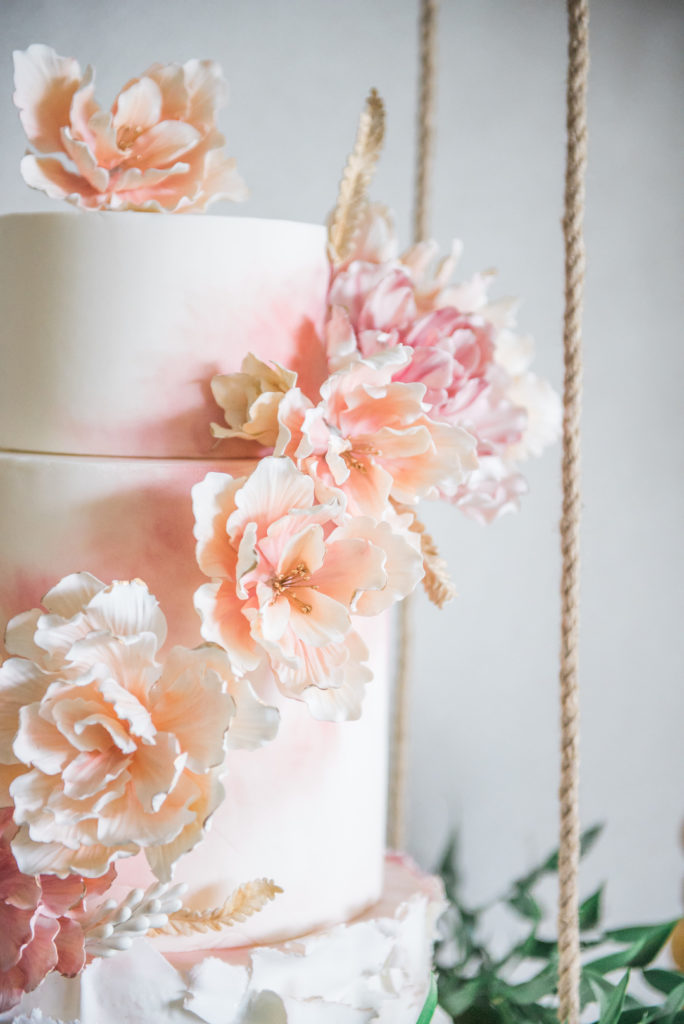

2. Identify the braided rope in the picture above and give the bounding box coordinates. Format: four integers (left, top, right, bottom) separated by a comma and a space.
413, 0, 438, 245
557, 2, 589, 1022
388, 0, 439, 850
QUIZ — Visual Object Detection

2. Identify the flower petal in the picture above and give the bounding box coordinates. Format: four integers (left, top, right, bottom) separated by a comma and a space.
152, 648, 235, 773
41, 572, 104, 619
13, 44, 82, 153
86, 580, 167, 650
112, 76, 162, 137
128, 119, 200, 167
20, 154, 100, 208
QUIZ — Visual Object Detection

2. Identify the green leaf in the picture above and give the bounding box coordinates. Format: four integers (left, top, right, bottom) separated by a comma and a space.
587, 922, 677, 974
437, 833, 460, 902
643, 969, 684, 996
597, 971, 630, 1024
516, 824, 603, 889
605, 921, 678, 947
661, 982, 684, 1019
438, 975, 484, 1016
416, 974, 439, 1024
580, 887, 604, 931
516, 935, 557, 960
497, 964, 558, 1005
508, 888, 542, 923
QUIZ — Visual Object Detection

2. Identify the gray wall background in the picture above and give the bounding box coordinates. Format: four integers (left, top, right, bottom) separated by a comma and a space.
1, 0, 682, 930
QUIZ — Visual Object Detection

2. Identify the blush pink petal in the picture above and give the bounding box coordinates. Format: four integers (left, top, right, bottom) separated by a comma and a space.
112, 76, 163, 136
17, 914, 60, 993
310, 536, 386, 608
59, 128, 109, 191
13, 704, 70, 776
127, 119, 201, 168
258, 593, 292, 645
288, 589, 350, 647
229, 458, 316, 538
129, 733, 182, 814
0, 657, 53, 764
13, 44, 82, 153
192, 472, 245, 578
19, 154, 100, 207
194, 580, 262, 672
4, 609, 44, 661
181, 59, 228, 130
151, 650, 235, 773
61, 748, 130, 802
53, 916, 86, 976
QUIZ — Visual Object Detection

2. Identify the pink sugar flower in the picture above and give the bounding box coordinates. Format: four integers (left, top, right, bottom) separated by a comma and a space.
0, 807, 115, 1012
192, 457, 422, 719
13, 44, 247, 212
0, 574, 274, 882
279, 338, 478, 518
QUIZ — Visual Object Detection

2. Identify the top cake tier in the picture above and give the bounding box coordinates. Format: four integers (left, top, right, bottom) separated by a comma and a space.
0, 213, 330, 458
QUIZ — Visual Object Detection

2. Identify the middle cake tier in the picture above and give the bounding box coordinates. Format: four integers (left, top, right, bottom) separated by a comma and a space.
0, 451, 390, 948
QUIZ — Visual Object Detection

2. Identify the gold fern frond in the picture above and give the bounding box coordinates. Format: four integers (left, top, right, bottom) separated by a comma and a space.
328, 88, 386, 265
393, 501, 457, 609
150, 878, 283, 937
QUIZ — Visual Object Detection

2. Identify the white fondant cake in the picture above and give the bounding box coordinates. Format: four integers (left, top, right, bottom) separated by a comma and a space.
0, 208, 443, 1021
0, 214, 329, 459
0, 216, 389, 948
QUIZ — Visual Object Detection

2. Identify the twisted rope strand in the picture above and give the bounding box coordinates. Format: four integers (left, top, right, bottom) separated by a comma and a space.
413, 0, 438, 245
557, 2, 589, 1022
388, 0, 439, 851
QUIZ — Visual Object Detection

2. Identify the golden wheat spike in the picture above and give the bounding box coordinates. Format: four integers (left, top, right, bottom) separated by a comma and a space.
328, 89, 386, 265
150, 878, 283, 937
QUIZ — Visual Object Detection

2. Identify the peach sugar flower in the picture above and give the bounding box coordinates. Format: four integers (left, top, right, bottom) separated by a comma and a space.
326, 203, 561, 523
211, 353, 297, 447
276, 339, 478, 519
13, 44, 247, 212
0, 573, 277, 882
193, 456, 422, 720
0, 808, 115, 1011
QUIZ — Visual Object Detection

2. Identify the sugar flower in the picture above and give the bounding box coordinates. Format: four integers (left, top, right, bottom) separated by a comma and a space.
192, 456, 422, 719
0, 574, 276, 882
211, 354, 297, 447
0, 807, 115, 1012
13, 44, 247, 212
277, 339, 478, 518
325, 202, 560, 521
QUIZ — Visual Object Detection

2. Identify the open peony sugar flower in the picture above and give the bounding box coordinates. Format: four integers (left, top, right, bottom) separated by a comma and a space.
0, 573, 277, 882
192, 456, 423, 719
325, 202, 561, 522
13, 44, 247, 212
275, 341, 478, 518
0, 807, 115, 1012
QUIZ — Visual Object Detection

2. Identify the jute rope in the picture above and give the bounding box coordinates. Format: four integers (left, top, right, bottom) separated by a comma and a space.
388, 0, 438, 850
557, 1, 589, 1022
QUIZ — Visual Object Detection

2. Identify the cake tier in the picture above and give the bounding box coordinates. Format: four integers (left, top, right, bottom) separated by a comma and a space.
4, 855, 445, 1024
0, 451, 388, 947
0, 213, 329, 459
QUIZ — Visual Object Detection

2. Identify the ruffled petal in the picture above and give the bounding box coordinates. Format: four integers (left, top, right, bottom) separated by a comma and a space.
112, 76, 162, 137
127, 119, 200, 168
152, 648, 234, 773
13, 44, 82, 153
41, 572, 104, 619
19, 154, 101, 208
86, 580, 167, 650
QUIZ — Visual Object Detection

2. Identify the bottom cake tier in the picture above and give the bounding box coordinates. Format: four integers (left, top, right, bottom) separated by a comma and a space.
4, 855, 446, 1024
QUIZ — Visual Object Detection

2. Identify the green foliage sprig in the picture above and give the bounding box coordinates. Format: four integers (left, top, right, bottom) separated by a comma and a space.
435, 826, 684, 1023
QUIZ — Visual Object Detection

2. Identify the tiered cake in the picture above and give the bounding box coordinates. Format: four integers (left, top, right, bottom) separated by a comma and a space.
0, 44, 559, 1024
